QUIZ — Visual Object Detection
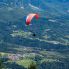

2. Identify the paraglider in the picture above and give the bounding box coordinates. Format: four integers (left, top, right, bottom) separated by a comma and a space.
32, 33, 36, 36
26, 13, 39, 37
26, 13, 39, 25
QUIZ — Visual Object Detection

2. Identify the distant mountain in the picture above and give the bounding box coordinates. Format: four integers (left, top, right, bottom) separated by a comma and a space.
0, 0, 69, 15
0, 0, 69, 47
0, 0, 69, 22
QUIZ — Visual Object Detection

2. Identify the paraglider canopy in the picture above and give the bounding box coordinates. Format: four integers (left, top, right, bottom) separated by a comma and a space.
26, 13, 39, 25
